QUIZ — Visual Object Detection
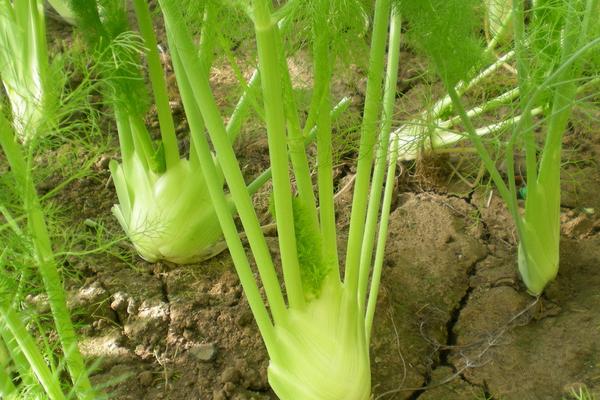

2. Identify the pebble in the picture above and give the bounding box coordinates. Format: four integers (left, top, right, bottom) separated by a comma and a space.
190, 343, 217, 362
95, 155, 110, 170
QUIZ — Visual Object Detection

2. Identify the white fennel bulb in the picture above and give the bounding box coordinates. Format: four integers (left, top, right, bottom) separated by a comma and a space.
110, 155, 225, 264
267, 280, 371, 400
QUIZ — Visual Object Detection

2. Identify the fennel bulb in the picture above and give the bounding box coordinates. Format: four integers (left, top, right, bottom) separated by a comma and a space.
267, 280, 371, 400
110, 155, 224, 264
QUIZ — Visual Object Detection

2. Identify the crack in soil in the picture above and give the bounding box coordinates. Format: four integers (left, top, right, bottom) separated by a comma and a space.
157, 270, 172, 339
407, 254, 488, 399
406, 192, 491, 399
439, 253, 487, 367
158, 272, 170, 305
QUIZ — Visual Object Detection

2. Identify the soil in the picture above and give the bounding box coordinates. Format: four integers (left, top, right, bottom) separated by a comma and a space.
59, 161, 600, 400
15, 8, 600, 400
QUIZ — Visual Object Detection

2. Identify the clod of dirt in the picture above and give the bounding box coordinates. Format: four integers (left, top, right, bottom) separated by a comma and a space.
471, 188, 517, 246
26, 293, 51, 314
561, 213, 595, 239
123, 299, 169, 352
68, 281, 113, 324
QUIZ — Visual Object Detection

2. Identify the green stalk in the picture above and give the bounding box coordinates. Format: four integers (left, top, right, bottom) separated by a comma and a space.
132, 0, 180, 169
358, 8, 401, 309
280, 56, 319, 227
446, 87, 518, 220
158, 0, 287, 323
428, 50, 515, 120
114, 107, 135, 168
365, 134, 399, 341
245, 97, 351, 195
167, 39, 279, 358
129, 116, 161, 171
512, 0, 538, 189
47, 0, 76, 24
0, 114, 94, 400
30, 0, 49, 87
0, 308, 65, 400
343, 0, 392, 294
226, 70, 261, 141
188, 4, 218, 171
311, 0, 339, 273
0, 317, 39, 392
252, 0, 304, 308
0, 0, 50, 142
442, 88, 520, 129
539, 0, 596, 166
518, 0, 597, 294
198, 3, 218, 72
484, 7, 515, 51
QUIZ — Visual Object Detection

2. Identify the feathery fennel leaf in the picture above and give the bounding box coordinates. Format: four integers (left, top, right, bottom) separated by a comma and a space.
398, 0, 486, 87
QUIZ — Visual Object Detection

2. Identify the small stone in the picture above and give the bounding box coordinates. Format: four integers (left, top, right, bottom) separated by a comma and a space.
220, 366, 241, 384
110, 292, 128, 312
190, 343, 217, 362
95, 155, 111, 170
137, 371, 153, 386
126, 298, 139, 315
26, 293, 50, 314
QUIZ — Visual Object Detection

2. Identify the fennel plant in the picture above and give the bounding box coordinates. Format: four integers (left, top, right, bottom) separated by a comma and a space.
158, 0, 401, 397
69, 0, 291, 264
399, 0, 600, 295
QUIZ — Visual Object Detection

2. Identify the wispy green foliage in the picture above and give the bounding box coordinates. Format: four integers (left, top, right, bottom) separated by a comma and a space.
69, 0, 149, 118
0, 107, 96, 399
398, 0, 486, 86
178, 0, 252, 40
292, 197, 329, 299
278, 0, 370, 62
